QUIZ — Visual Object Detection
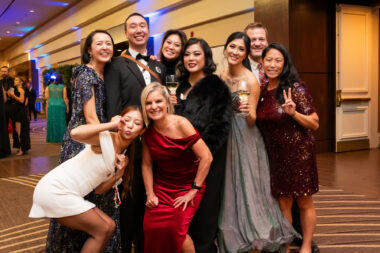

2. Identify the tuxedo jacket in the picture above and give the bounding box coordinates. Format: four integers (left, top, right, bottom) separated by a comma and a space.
104, 51, 166, 120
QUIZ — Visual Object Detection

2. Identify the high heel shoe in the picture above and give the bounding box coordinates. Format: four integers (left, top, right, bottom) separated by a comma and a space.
16, 150, 23, 156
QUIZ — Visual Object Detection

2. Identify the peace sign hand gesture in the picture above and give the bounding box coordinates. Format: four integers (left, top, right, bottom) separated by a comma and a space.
281, 88, 296, 117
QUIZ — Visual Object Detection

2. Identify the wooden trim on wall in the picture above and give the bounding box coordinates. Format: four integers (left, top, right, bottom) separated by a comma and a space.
336, 139, 369, 152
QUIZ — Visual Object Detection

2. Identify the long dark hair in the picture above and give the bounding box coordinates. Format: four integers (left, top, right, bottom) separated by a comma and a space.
177, 37, 216, 81
159, 29, 187, 65
262, 42, 299, 104
82, 30, 114, 64
224, 31, 251, 60
119, 105, 143, 199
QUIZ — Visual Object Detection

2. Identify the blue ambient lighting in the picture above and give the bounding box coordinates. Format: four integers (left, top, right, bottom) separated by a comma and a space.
44, 1, 69, 6
71, 26, 80, 30
20, 26, 35, 32
39, 53, 49, 58
33, 44, 42, 49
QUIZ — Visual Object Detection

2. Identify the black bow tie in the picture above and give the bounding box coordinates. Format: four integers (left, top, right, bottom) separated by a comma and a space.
136, 53, 150, 61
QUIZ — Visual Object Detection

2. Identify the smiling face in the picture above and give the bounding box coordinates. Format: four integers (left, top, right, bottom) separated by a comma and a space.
263, 48, 284, 81
162, 34, 182, 61
183, 43, 205, 75
119, 110, 144, 140
125, 15, 149, 49
225, 38, 247, 66
88, 32, 113, 64
145, 90, 168, 121
246, 27, 268, 61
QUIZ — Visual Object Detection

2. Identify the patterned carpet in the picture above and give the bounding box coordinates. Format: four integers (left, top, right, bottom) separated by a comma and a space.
0, 119, 380, 252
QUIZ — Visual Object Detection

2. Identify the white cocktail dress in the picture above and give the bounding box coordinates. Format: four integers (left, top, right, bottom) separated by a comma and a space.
29, 131, 115, 218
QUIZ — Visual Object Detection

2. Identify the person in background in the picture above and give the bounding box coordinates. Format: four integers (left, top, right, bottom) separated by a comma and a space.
174, 37, 232, 253
45, 73, 69, 143
158, 29, 187, 76
0, 66, 17, 148
45, 29, 119, 252
243, 22, 268, 86
104, 12, 166, 253
257, 43, 320, 253
26, 78, 38, 121
218, 32, 299, 253
0, 84, 11, 158
7, 76, 30, 155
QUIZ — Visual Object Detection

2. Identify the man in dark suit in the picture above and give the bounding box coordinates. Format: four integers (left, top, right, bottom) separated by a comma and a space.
104, 12, 165, 253
0, 66, 17, 146
26, 79, 37, 121
243, 22, 268, 86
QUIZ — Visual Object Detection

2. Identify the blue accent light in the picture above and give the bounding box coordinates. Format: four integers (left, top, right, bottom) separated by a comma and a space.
44, 1, 69, 6
71, 26, 80, 30
46, 64, 52, 68
33, 44, 42, 49
20, 26, 35, 32
9, 33, 24, 37
40, 53, 49, 58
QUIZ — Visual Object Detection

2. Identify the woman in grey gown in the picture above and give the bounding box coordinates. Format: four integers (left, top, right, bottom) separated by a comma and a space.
218, 32, 299, 253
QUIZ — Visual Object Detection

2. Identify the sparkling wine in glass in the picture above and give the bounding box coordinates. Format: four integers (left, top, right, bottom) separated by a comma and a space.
166, 75, 179, 94
237, 80, 250, 116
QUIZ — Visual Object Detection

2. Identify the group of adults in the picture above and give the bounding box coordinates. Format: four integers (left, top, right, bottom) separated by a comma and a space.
40, 12, 319, 253
0, 68, 36, 157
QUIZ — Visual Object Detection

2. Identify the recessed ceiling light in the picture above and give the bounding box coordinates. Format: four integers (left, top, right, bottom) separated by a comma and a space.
6, 31, 10, 34
16, 21, 20, 24
29, 10, 35, 13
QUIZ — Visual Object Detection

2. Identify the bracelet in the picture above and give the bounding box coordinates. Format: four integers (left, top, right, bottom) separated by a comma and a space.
191, 182, 201, 190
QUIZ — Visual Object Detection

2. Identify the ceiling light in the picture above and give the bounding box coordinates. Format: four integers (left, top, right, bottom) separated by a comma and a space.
6, 31, 10, 34
16, 21, 20, 25
29, 10, 35, 13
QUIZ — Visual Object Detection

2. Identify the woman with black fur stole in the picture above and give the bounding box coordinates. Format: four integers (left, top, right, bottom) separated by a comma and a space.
172, 37, 232, 253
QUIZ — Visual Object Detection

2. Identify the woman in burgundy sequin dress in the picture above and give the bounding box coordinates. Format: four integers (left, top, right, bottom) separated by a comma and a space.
141, 83, 212, 253
256, 43, 319, 253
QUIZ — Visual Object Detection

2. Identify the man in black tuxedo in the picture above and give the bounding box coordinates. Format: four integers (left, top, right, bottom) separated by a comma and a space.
0, 66, 17, 146
26, 79, 38, 121
104, 12, 165, 253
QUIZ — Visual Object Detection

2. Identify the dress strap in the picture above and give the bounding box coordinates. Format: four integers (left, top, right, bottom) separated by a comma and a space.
99, 131, 115, 173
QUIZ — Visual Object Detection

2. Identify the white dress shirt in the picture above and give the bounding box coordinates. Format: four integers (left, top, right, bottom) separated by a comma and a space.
129, 48, 151, 85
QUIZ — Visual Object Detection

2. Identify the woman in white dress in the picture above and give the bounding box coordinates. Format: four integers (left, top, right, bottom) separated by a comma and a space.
29, 106, 144, 253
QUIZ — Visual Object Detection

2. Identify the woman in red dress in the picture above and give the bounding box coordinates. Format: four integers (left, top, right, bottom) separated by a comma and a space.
256, 43, 319, 253
141, 82, 213, 253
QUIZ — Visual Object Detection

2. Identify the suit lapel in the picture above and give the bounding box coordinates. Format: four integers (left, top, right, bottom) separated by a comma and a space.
123, 51, 146, 88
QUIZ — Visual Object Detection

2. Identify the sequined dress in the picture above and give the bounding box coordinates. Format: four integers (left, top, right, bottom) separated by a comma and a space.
45, 65, 121, 252
256, 82, 319, 197
218, 92, 299, 253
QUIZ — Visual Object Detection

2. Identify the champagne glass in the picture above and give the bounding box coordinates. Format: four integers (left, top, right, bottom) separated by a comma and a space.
237, 80, 250, 117
166, 75, 179, 94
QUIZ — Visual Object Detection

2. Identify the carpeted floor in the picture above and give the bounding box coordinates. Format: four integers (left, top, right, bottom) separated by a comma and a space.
0, 118, 380, 252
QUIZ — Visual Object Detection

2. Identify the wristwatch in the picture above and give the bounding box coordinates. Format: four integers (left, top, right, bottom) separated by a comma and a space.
191, 182, 201, 190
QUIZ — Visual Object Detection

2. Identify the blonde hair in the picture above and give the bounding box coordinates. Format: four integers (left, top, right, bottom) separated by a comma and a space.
140, 82, 174, 127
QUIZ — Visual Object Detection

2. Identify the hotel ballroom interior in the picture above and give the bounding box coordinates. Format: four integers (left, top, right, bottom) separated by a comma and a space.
0, 0, 380, 252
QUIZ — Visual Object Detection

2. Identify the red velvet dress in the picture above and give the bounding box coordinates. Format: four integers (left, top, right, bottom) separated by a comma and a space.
143, 126, 205, 253
256, 82, 319, 198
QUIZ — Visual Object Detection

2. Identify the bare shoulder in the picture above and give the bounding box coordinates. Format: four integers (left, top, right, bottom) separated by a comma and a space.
171, 115, 196, 137
219, 68, 229, 82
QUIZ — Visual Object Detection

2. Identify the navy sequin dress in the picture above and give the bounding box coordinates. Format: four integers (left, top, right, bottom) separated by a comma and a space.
45, 65, 122, 252
256, 82, 319, 198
